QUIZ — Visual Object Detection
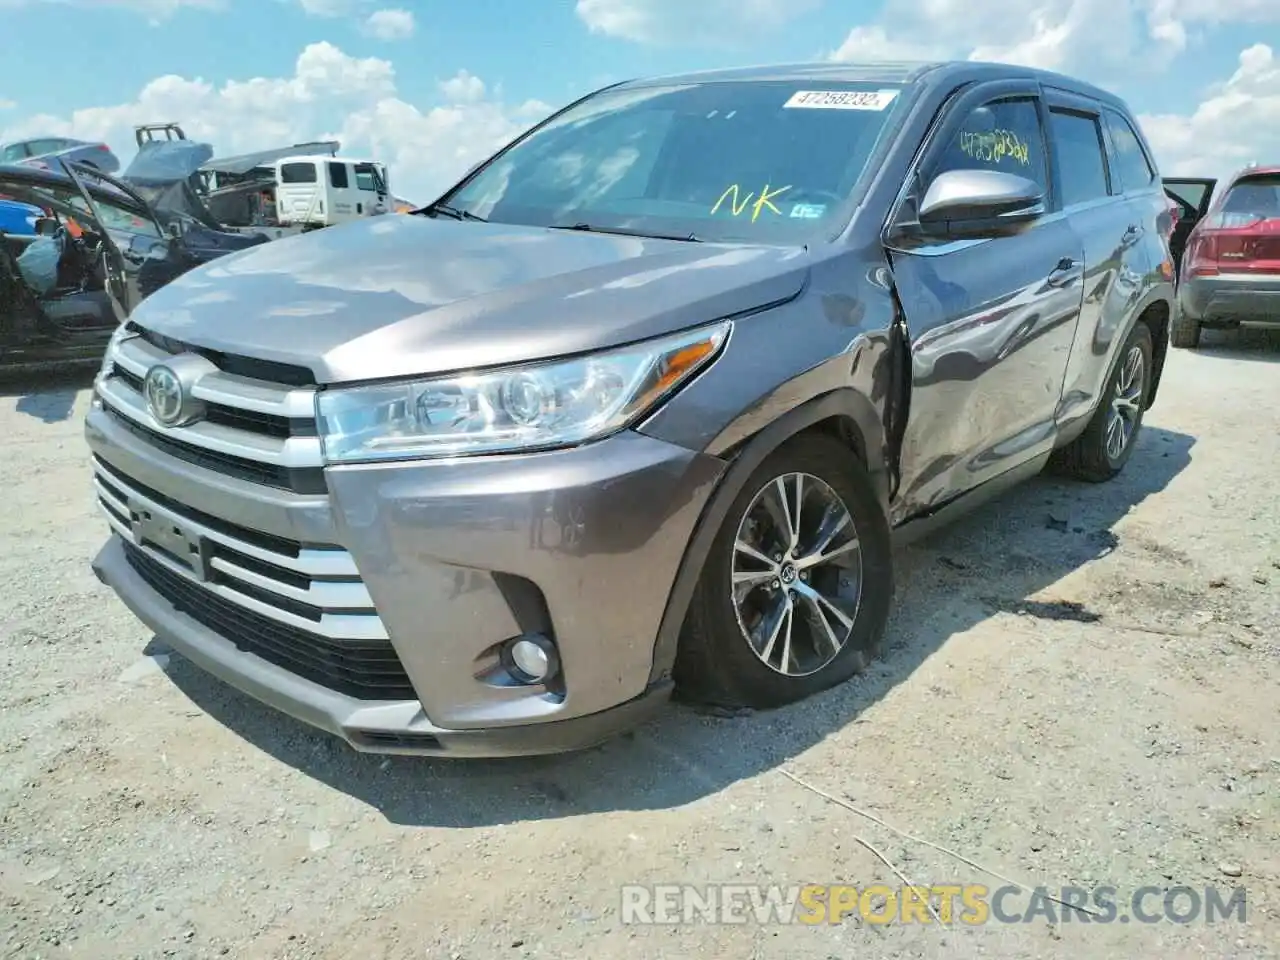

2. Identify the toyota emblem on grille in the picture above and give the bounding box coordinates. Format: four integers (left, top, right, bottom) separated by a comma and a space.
140, 354, 216, 427
144, 365, 184, 425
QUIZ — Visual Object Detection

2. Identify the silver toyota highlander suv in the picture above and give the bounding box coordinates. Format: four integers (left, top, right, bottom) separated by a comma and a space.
87, 61, 1177, 757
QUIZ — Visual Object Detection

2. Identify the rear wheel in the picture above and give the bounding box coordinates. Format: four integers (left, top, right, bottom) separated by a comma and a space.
675, 434, 893, 709
1169, 311, 1201, 348
1050, 321, 1153, 483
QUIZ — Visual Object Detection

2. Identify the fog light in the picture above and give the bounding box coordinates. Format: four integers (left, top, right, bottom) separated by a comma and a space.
505, 634, 559, 684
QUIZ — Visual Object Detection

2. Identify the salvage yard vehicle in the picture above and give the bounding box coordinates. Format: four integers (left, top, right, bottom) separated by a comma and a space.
1169, 165, 1280, 348
87, 60, 1177, 757
0, 161, 265, 372
1, 136, 121, 174
123, 131, 385, 239
271, 155, 392, 228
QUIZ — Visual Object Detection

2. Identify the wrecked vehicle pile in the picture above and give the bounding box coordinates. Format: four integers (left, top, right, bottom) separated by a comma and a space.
125, 124, 391, 238
0, 160, 266, 374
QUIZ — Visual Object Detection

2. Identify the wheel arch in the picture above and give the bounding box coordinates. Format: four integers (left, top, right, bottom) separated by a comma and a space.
647, 388, 890, 685
1135, 297, 1171, 410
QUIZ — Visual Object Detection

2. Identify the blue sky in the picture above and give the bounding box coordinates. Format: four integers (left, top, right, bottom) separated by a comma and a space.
1, 0, 1277, 202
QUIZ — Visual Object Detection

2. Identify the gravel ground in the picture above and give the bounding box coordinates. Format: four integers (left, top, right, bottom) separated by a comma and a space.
1, 329, 1278, 960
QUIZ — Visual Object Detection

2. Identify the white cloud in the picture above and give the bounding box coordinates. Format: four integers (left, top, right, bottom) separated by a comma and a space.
0, 42, 553, 205
0, 0, 224, 17
575, 0, 821, 44
296, 0, 349, 14
439, 70, 486, 104
0, 99, 15, 111
1139, 43, 1280, 179
362, 7, 415, 40
828, 0, 1280, 79
828, 0, 1184, 76
829, 25, 948, 62
1151, 0, 1280, 23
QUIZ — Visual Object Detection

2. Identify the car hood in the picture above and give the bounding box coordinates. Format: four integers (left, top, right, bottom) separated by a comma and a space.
128, 214, 812, 383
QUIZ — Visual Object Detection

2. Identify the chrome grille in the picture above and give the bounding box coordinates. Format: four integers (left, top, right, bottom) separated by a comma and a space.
92, 456, 415, 700
97, 325, 325, 494
92, 326, 419, 701
93, 456, 383, 640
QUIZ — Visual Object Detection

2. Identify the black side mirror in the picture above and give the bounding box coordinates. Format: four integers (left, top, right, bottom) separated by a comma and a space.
913, 169, 1045, 240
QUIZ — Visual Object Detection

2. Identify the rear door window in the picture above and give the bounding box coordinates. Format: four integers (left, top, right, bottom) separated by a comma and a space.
931, 97, 1049, 196
280, 162, 318, 184
1, 143, 30, 163
328, 162, 350, 188
1048, 109, 1110, 206
1105, 110, 1156, 193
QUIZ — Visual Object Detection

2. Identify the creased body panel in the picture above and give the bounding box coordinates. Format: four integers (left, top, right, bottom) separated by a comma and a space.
889, 220, 1084, 523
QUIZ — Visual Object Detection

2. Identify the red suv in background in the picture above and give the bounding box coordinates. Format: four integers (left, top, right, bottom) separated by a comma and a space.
1168, 165, 1280, 348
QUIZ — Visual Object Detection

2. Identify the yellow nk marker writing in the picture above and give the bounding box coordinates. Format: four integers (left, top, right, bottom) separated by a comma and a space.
711, 183, 793, 222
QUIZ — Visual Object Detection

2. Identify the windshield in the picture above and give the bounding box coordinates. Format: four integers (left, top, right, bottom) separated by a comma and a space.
56, 187, 164, 241
443, 80, 907, 243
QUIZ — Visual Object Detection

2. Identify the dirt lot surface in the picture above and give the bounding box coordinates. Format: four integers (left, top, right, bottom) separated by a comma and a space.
1, 330, 1278, 960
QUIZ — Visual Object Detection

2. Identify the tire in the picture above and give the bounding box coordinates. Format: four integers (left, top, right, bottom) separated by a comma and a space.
674, 433, 893, 710
1169, 312, 1201, 349
1049, 321, 1153, 483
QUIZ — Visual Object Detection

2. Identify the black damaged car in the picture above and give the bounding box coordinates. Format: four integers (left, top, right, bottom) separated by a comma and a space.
0, 159, 266, 374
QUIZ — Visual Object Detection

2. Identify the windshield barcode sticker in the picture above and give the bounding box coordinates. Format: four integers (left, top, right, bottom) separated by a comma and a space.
783, 89, 899, 111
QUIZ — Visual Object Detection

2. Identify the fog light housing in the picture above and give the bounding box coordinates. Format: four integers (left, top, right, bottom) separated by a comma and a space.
503, 634, 559, 684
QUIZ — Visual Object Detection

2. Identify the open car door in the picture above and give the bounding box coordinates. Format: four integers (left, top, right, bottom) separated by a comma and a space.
60, 158, 174, 318
1164, 177, 1217, 279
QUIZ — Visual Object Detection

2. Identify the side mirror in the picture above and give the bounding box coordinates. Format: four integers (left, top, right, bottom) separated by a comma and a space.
915, 169, 1045, 239
166, 219, 185, 240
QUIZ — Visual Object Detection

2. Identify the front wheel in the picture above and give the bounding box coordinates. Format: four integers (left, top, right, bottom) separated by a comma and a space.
1049, 321, 1153, 483
675, 434, 893, 709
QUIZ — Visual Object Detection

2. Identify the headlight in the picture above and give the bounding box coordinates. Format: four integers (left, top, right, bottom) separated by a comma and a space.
96, 322, 130, 383
316, 321, 730, 463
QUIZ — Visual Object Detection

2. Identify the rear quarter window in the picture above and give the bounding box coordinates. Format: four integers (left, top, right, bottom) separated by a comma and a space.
1105, 110, 1157, 192
280, 162, 318, 184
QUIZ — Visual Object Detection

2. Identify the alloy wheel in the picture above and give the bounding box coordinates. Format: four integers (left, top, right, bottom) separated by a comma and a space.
1106, 344, 1145, 460
730, 472, 863, 677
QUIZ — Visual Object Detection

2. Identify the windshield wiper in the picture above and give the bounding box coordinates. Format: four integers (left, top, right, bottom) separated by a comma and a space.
553, 222, 701, 243
417, 202, 487, 222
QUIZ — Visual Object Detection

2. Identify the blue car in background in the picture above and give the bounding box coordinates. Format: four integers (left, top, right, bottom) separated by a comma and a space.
0, 137, 121, 175
0, 197, 43, 235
